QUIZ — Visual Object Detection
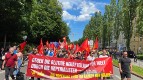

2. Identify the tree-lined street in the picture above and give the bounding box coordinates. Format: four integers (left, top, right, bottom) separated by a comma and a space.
1, 0, 143, 80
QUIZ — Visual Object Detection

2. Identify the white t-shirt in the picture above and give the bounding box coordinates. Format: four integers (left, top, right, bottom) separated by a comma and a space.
87, 55, 95, 61
99, 55, 108, 58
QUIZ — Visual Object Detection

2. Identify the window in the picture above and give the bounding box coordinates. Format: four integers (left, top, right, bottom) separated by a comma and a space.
134, 36, 135, 41
140, 37, 142, 41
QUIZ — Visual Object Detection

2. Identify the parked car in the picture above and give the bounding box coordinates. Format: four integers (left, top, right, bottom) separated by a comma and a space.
127, 51, 135, 58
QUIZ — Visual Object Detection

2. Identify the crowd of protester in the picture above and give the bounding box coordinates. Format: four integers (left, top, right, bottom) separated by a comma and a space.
0, 44, 126, 80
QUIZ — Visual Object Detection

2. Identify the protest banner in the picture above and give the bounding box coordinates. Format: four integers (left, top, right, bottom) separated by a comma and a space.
26, 55, 113, 79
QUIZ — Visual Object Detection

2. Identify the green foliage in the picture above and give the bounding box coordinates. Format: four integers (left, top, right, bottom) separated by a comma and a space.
0, 0, 70, 44
137, 55, 143, 60
83, 12, 103, 40
23, 0, 70, 43
136, 0, 143, 35
0, 0, 25, 42
81, 0, 140, 49
121, 0, 138, 50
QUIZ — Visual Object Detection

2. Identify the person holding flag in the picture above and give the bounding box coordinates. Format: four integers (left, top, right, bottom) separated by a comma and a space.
28, 48, 40, 80
13, 47, 23, 78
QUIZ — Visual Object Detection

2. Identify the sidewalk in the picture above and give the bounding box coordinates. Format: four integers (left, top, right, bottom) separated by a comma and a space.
130, 58, 143, 68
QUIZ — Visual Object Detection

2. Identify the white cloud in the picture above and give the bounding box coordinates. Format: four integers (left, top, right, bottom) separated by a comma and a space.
79, 1, 100, 15
76, 14, 91, 21
60, 1, 73, 10
66, 22, 70, 26
58, 0, 81, 10
62, 11, 76, 20
63, 11, 91, 21
58, 0, 107, 22
95, 2, 109, 6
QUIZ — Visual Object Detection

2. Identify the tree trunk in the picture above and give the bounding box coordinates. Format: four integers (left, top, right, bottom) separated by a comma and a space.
126, 37, 130, 50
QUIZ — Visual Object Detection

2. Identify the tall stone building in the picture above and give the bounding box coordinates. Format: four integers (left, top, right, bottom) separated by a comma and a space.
130, 34, 143, 53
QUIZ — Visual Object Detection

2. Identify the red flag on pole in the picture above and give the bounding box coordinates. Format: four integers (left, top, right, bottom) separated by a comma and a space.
19, 41, 26, 52
53, 47, 57, 57
80, 38, 90, 52
49, 42, 55, 49
80, 38, 90, 58
69, 43, 74, 50
93, 37, 98, 49
46, 41, 49, 48
74, 44, 80, 54
64, 43, 68, 50
63, 37, 66, 44
37, 38, 44, 55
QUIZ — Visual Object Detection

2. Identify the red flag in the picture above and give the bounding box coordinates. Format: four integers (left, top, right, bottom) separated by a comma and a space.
80, 38, 90, 52
63, 37, 66, 44
80, 38, 90, 58
37, 38, 44, 55
93, 37, 98, 49
69, 43, 74, 50
64, 43, 68, 50
53, 47, 57, 57
46, 41, 49, 48
19, 41, 26, 52
74, 44, 81, 54
49, 43, 55, 49
58, 40, 61, 49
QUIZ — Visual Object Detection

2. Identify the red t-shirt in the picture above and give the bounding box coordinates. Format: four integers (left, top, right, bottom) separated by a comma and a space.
5, 52, 18, 68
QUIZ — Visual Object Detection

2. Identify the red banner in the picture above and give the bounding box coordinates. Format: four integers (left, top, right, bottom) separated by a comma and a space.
26, 55, 113, 80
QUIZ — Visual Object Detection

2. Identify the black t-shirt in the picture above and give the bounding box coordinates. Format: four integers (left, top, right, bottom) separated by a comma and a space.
119, 57, 131, 72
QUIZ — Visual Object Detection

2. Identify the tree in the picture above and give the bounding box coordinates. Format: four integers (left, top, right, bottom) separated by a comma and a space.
0, 0, 25, 44
121, 0, 137, 50
113, 0, 123, 47
22, 0, 70, 43
83, 12, 103, 41
136, 0, 143, 35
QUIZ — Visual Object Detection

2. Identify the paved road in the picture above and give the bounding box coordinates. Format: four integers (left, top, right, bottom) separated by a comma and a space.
130, 58, 143, 68
0, 64, 142, 80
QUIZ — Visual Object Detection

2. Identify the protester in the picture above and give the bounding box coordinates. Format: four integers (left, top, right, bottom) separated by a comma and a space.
44, 47, 49, 55
133, 53, 137, 62
47, 48, 54, 57
118, 51, 132, 80
30, 48, 40, 80
113, 49, 117, 60
99, 49, 109, 58
57, 50, 66, 58
13, 47, 23, 78
2, 47, 18, 80
68, 53, 75, 59
87, 52, 95, 61
13, 46, 17, 54
63, 50, 69, 58
75, 52, 83, 60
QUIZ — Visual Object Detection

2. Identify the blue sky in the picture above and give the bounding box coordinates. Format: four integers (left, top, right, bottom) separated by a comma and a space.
58, 0, 110, 42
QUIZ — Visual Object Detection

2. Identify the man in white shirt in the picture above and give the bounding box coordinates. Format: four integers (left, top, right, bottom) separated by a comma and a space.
87, 52, 95, 61
99, 50, 108, 58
